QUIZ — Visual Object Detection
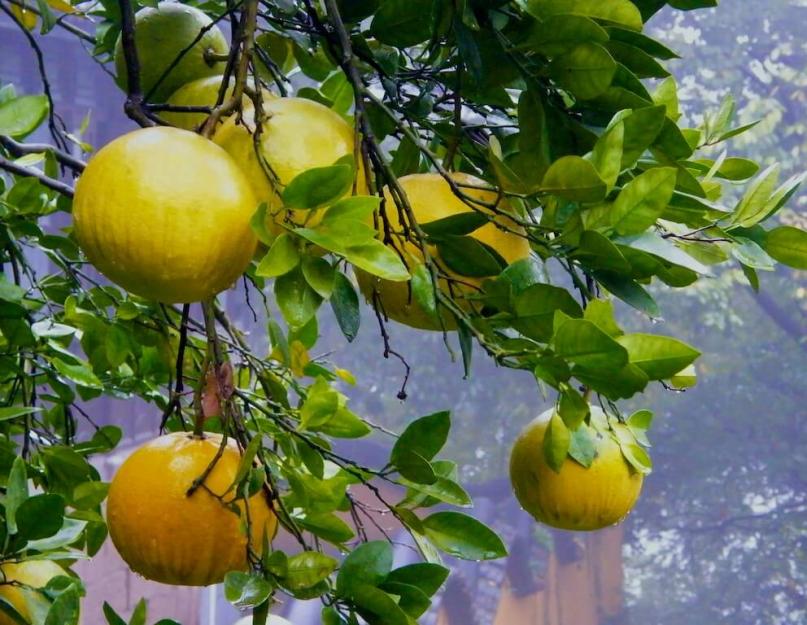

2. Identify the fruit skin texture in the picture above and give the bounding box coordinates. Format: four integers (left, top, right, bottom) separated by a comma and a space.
213, 97, 365, 232
357, 172, 531, 330
106, 432, 278, 587
0, 560, 68, 625
163, 76, 274, 131
73, 126, 258, 303
509, 407, 643, 531
114, 2, 228, 102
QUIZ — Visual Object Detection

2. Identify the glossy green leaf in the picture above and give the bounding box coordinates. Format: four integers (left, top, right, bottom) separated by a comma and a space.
223, 571, 273, 608
554, 318, 629, 369
568, 424, 596, 467
282, 164, 354, 210
336, 541, 393, 596
370, 0, 434, 47
256, 233, 300, 278
763, 226, 807, 270
549, 43, 617, 100
512, 284, 583, 342
16, 493, 65, 541
284, 552, 338, 590
0, 94, 49, 139
526, 0, 644, 31
730, 164, 781, 227
541, 156, 607, 202
330, 272, 360, 342
616, 333, 700, 379
611, 167, 677, 235
275, 267, 323, 329
385, 563, 449, 598
524, 14, 608, 56
346, 241, 410, 281
436, 236, 506, 277
422, 511, 507, 560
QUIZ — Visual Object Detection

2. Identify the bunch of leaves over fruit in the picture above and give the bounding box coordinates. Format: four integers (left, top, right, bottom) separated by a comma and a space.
241, 0, 806, 474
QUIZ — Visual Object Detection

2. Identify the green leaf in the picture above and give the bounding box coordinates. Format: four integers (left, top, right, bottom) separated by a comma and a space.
223, 571, 273, 608
385, 563, 449, 598
559, 386, 589, 430
26, 518, 87, 551
256, 233, 300, 278
346, 241, 410, 281
400, 475, 471, 507
583, 298, 623, 336
605, 41, 669, 78
302, 256, 336, 299
616, 333, 700, 379
392, 411, 450, 470
51, 358, 103, 389
590, 122, 624, 189
568, 424, 596, 467
0, 406, 42, 421
0, 94, 49, 139
732, 237, 775, 271
593, 271, 660, 317
336, 541, 393, 596
6, 456, 28, 534
573, 230, 632, 273
44, 586, 80, 625
574, 362, 649, 400
611, 167, 677, 235
251, 203, 275, 246
512, 284, 583, 342
607, 27, 679, 60
282, 164, 354, 210
554, 318, 629, 369
103, 603, 128, 625
617, 232, 712, 275
627, 409, 654, 445
330, 272, 360, 342
295, 512, 355, 544
524, 14, 608, 56
620, 106, 667, 167
526, 0, 644, 31
16, 493, 65, 541
314, 406, 371, 439
436, 236, 506, 277
421, 212, 489, 238
763, 226, 807, 270
379, 581, 431, 618
730, 164, 781, 227
541, 156, 607, 202
411, 263, 439, 322
549, 43, 617, 100
284, 552, 338, 590
543, 410, 571, 472
349, 584, 410, 625
668, 363, 697, 389
370, 0, 434, 48
275, 267, 323, 329
421, 511, 507, 560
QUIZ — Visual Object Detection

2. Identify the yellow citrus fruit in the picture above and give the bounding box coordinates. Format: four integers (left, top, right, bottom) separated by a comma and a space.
163, 76, 275, 131
356, 172, 530, 330
213, 97, 365, 233
114, 2, 228, 102
509, 406, 643, 531
73, 126, 258, 303
0, 560, 69, 625
106, 432, 278, 586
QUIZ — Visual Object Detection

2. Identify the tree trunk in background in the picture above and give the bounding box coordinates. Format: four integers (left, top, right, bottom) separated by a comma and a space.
432, 527, 627, 625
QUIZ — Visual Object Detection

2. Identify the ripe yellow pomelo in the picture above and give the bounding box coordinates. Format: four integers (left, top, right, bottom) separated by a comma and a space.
163, 76, 275, 131
213, 97, 365, 233
114, 2, 228, 102
73, 126, 258, 303
356, 173, 530, 330
106, 432, 278, 586
509, 406, 643, 531
0, 560, 69, 625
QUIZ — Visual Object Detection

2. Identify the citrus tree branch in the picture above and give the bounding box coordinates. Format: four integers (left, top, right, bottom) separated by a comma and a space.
0, 136, 86, 172
0, 155, 75, 197
117, 0, 158, 127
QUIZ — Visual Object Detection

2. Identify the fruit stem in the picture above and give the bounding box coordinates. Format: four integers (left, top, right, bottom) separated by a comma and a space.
192, 300, 223, 438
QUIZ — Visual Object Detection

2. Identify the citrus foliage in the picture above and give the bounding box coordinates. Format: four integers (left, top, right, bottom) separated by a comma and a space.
0, 0, 805, 624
